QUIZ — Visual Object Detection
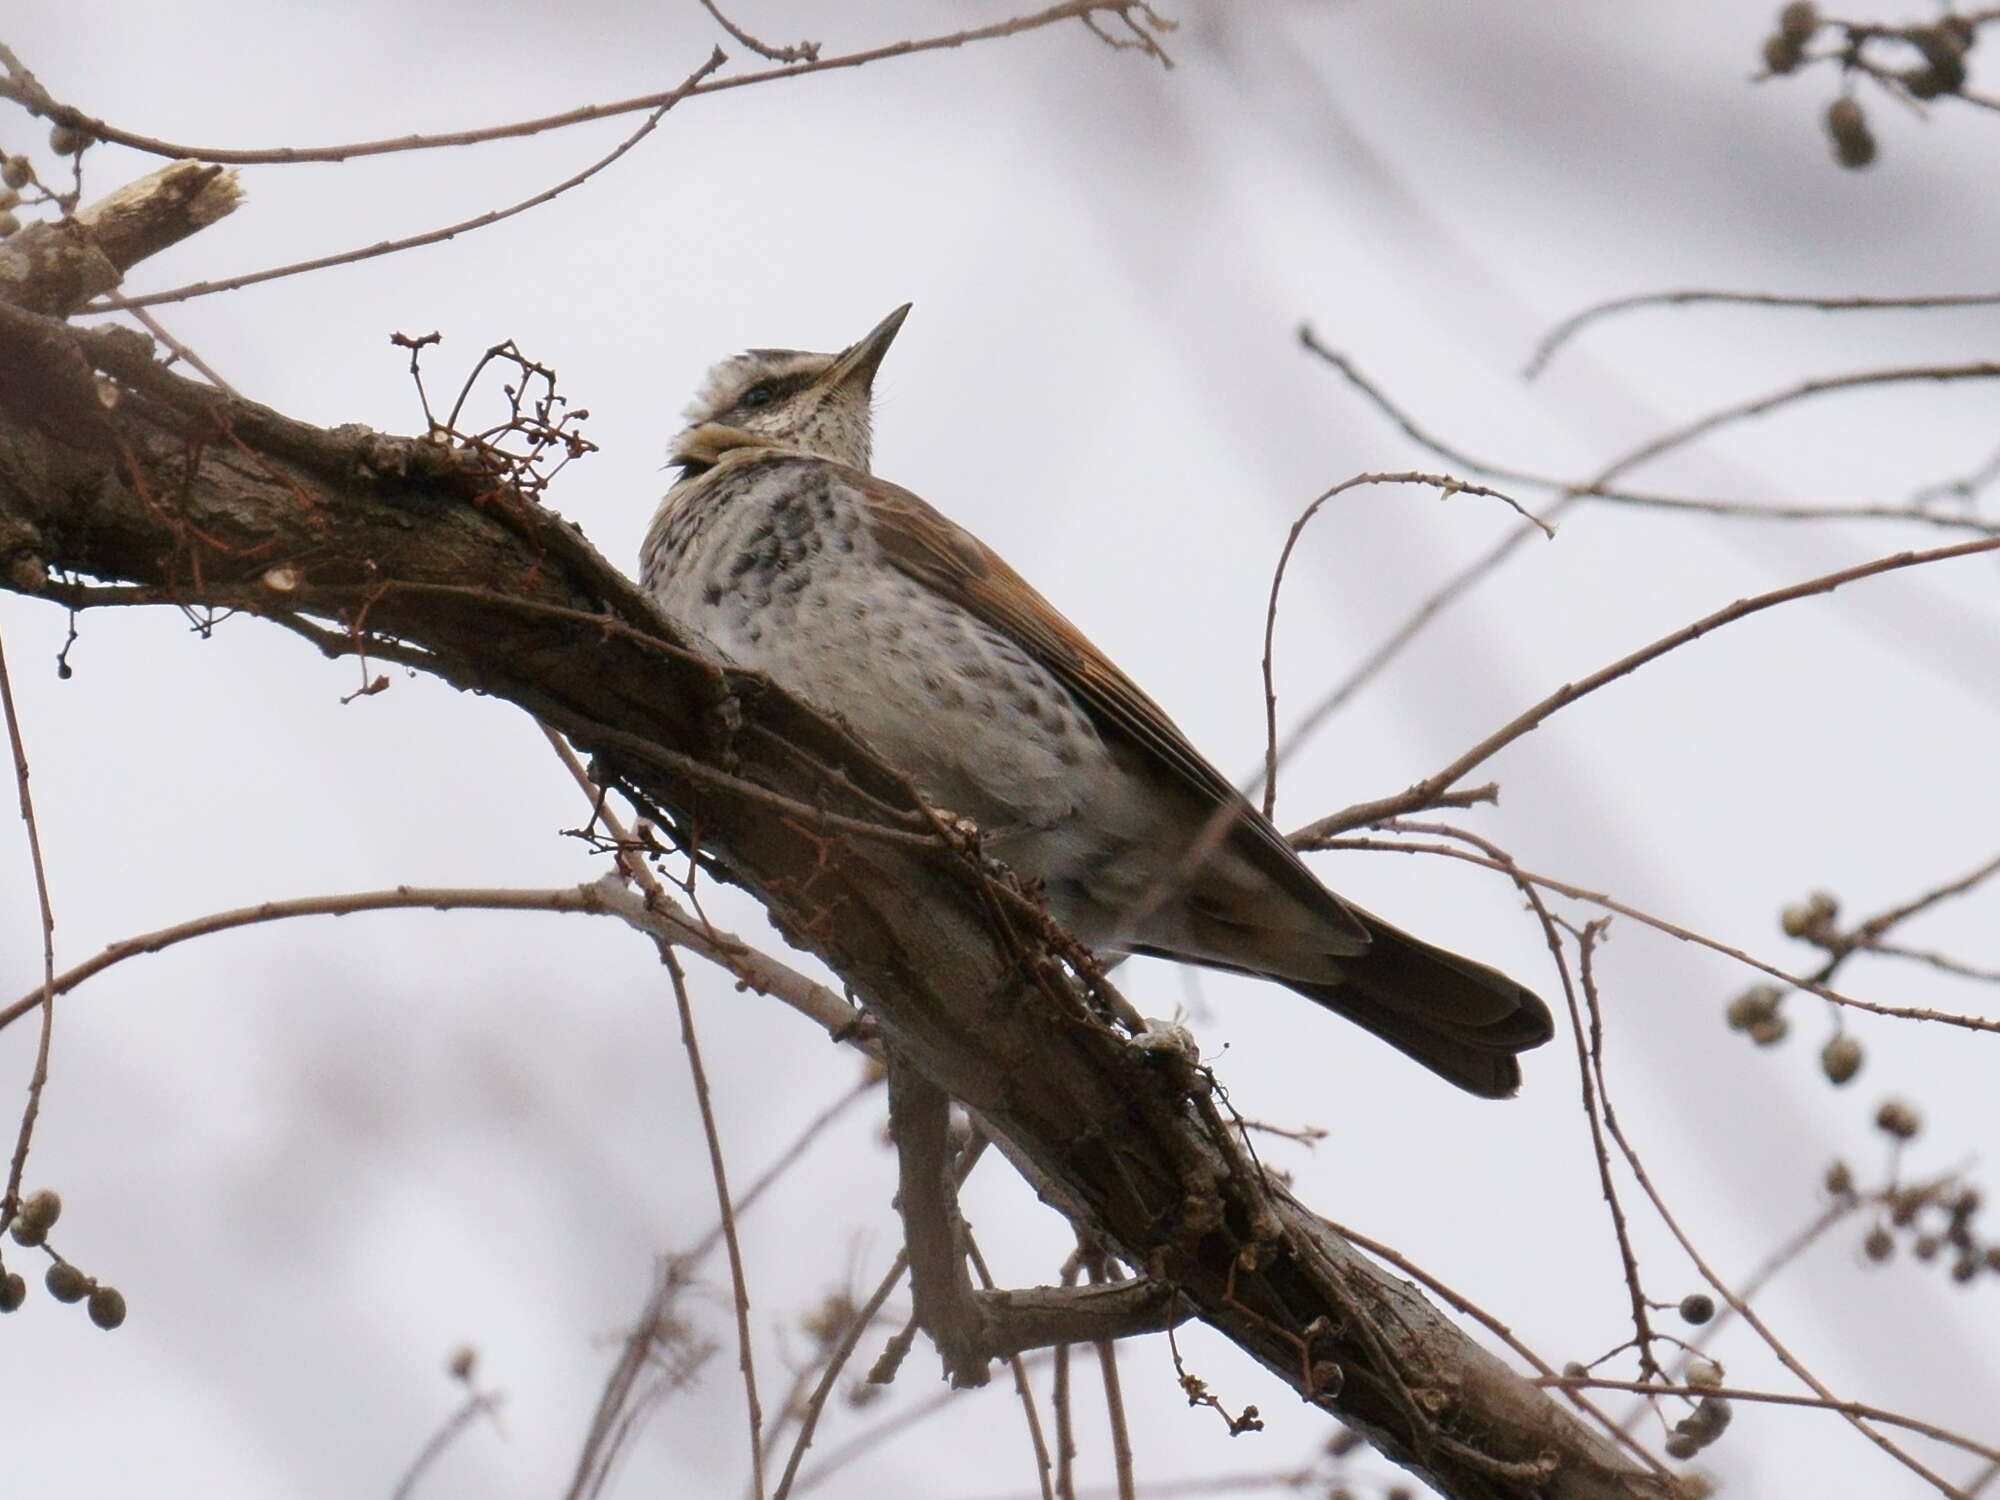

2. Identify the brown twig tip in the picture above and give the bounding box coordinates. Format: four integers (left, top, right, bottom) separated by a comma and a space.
1524, 287, 2000, 381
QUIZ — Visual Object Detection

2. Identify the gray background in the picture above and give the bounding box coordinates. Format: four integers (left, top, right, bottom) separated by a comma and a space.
1, 2, 1996, 1496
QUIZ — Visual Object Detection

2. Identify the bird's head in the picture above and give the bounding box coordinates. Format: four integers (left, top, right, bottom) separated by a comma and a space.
671, 303, 910, 473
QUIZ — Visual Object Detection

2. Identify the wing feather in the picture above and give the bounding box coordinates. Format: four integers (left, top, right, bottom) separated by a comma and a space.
847, 467, 1371, 954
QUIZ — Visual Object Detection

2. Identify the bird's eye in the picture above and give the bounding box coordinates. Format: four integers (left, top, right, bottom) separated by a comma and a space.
740, 384, 775, 409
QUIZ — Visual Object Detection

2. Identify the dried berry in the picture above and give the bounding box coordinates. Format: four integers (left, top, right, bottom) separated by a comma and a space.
1864, 1226, 1894, 1262
86, 1284, 126, 1330
1778, 1, 1819, 44
1875, 1098, 1922, 1140
1905, 26, 1969, 98
45, 1261, 89, 1303
1664, 1431, 1701, 1461
1820, 1033, 1863, 1084
19, 1189, 61, 1237
0, 155, 29, 190
1726, 985, 1783, 1031
47, 123, 89, 156
1764, 32, 1805, 74
0, 1271, 24, 1312
1826, 97, 1876, 169
1825, 1159, 1854, 1196
1678, 1293, 1716, 1325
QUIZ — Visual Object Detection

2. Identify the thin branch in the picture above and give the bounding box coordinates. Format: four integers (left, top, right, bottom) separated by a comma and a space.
1527, 288, 2000, 379
1322, 1216, 1675, 1483
1258, 470, 1545, 818
966, 1233, 1058, 1500
390, 1389, 504, 1500
771, 1251, 910, 1500
1571, 927, 1970, 1497
1, 3, 1160, 168
92, 52, 728, 311
0, 883, 621, 1034
1567, 1376, 2000, 1467
0, 630, 58, 1234
1322, 828, 2000, 1035
1292, 534, 2000, 844
660, 944, 766, 1500
695, 0, 821, 62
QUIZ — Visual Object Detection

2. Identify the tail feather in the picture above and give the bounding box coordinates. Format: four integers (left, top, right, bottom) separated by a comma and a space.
1292, 912, 1555, 1099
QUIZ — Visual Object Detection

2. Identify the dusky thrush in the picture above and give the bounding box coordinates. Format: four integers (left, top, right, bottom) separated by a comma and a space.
641, 306, 1554, 1096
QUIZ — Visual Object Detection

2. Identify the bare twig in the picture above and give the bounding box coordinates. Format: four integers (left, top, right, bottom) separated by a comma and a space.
695, 0, 820, 62
390, 1388, 504, 1500
94, 53, 728, 310
0, 883, 623, 1034
772, 1251, 910, 1500
0, 630, 60, 1233
1258, 470, 1546, 818
1292, 534, 2000, 845
1, 4, 1161, 168
1526, 288, 2000, 380
1569, 929, 1969, 1496
661, 944, 766, 1499
966, 1233, 1058, 1500
1320, 827, 2000, 1035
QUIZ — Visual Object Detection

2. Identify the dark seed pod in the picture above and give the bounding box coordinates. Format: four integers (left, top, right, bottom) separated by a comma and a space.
1778, 1, 1819, 44
1825, 1159, 1854, 1196
1726, 985, 1783, 1030
1764, 33, 1805, 74
0, 1271, 25, 1312
47, 123, 89, 156
45, 1261, 89, 1303
1904, 26, 1969, 98
1864, 1225, 1894, 1262
1875, 1098, 1922, 1140
0, 155, 30, 190
19, 1189, 61, 1237
86, 1285, 126, 1330
1826, 97, 1876, 169
1820, 1034, 1863, 1084
1679, 1293, 1716, 1325
1664, 1432, 1701, 1460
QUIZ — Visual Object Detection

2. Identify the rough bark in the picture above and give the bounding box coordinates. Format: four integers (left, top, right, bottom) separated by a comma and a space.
0, 293, 1682, 1500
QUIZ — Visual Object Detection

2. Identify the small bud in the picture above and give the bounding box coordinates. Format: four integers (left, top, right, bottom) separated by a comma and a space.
1888, 1188, 1924, 1226
1951, 1189, 1982, 1222
0, 1271, 25, 1312
1664, 1432, 1701, 1460
1864, 1226, 1894, 1262
1561, 1361, 1589, 1381
1984, 1245, 2000, 1272
45, 1261, 90, 1303
1826, 96, 1876, 170
0, 210, 19, 238
1678, 1293, 1716, 1325
1685, 1356, 1725, 1392
1778, 1, 1818, 44
1820, 1034, 1863, 1085
1875, 1098, 1921, 1140
448, 1344, 477, 1381
1825, 1159, 1854, 1196
1951, 1256, 1980, 1285
47, 123, 89, 156
0, 155, 30, 190
1763, 32, 1805, 74
1914, 1233, 1941, 1261
86, 1284, 126, 1329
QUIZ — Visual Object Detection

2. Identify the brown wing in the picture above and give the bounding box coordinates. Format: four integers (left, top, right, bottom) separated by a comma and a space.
844, 465, 1372, 955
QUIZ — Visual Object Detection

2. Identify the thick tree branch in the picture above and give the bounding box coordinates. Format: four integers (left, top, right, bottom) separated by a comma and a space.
0, 300, 1678, 1500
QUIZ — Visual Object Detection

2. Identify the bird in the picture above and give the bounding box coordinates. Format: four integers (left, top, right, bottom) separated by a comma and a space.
641, 305, 1555, 1097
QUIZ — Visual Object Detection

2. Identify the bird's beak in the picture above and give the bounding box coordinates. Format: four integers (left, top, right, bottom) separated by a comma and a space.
821, 303, 911, 391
